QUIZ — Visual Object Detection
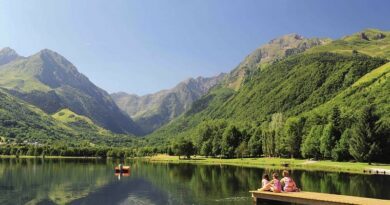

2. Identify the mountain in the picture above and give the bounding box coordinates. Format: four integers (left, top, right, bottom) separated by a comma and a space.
146, 29, 390, 146
112, 74, 225, 134
0, 47, 22, 66
0, 49, 141, 135
222, 34, 331, 90
0, 88, 138, 146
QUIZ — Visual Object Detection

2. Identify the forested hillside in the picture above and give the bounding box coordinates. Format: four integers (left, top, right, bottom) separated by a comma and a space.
0, 88, 139, 149
221, 33, 330, 90
146, 29, 390, 163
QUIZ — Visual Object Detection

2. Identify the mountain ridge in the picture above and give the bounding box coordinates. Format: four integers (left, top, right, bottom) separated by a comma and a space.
111, 73, 225, 134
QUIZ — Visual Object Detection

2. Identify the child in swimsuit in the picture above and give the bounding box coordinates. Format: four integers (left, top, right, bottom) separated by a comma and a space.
259, 174, 270, 191
259, 173, 281, 193
280, 170, 300, 192
271, 173, 282, 193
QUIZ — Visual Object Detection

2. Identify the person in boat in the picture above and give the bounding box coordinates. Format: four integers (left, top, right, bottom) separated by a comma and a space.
260, 174, 270, 191
259, 172, 282, 193
118, 163, 123, 173
280, 170, 300, 192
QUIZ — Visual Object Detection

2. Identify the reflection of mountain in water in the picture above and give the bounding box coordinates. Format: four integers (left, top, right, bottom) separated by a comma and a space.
70, 178, 168, 205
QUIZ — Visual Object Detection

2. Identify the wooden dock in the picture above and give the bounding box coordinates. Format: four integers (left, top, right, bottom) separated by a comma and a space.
250, 190, 390, 205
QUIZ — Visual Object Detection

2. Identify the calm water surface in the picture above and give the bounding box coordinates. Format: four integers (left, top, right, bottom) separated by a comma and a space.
0, 158, 389, 205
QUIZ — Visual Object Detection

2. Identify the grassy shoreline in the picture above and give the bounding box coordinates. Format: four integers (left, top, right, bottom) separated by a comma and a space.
2, 154, 389, 174
142, 155, 390, 174
0, 155, 100, 159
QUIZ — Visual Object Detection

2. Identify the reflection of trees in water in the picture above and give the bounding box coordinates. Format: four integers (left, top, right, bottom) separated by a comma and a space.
0, 158, 111, 205
2, 159, 388, 205
135, 162, 390, 204
298, 171, 389, 199
134, 163, 264, 204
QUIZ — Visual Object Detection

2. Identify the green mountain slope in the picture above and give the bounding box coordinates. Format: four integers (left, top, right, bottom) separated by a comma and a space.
0, 88, 137, 146
308, 29, 390, 59
307, 62, 390, 120
52, 108, 108, 134
147, 29, 390, 146
111, 74, 225, 134
0, 88, 82, 144
222, 34, 330, 90
0, 49, 141, 135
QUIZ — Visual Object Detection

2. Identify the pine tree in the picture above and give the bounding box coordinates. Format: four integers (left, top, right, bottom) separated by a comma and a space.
331, 129, 351, 161
349, 106, 380, 163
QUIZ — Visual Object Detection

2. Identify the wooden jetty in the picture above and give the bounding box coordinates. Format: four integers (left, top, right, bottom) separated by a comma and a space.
250, 190, 390, 205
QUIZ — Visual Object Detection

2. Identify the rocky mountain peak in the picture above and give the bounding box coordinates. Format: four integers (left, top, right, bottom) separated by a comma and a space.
0, 47, 22, 66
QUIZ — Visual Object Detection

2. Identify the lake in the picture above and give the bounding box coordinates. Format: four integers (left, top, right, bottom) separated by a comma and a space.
0, 158, 389, 205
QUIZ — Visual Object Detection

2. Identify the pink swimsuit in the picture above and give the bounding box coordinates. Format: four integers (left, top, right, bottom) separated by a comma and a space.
283, 177, 295, 192
273, 179, 282, 192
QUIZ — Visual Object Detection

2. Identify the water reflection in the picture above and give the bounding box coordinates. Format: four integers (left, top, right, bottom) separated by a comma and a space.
0, 158, 388, 205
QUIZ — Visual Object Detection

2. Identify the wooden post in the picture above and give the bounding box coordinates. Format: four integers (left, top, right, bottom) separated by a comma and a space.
252, 193, 257, 205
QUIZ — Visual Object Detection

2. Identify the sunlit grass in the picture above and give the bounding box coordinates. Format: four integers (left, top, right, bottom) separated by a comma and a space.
145, 154, 390, 174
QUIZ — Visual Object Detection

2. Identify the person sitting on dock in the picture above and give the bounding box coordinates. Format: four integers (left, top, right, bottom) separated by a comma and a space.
259, 173, 282, 193
260, 174, 270, 191
280, 170, 300, 192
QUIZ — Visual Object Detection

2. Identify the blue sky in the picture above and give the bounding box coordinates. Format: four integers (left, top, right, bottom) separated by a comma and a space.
1, 0, 390, 95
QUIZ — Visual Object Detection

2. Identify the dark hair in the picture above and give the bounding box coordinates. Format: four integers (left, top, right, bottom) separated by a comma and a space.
272, 172, 279, 179
263, 174, 270, 181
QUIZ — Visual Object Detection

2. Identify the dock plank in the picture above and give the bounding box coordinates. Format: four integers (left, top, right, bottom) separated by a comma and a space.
250, 191, 390, 205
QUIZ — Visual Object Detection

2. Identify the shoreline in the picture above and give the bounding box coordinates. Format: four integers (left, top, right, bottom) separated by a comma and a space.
0, 155, 101, 159
2, 154, 390, 175
141, 155, 390, 175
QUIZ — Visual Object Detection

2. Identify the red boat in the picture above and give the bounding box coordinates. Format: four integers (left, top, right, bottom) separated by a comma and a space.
114, 165, 130, 173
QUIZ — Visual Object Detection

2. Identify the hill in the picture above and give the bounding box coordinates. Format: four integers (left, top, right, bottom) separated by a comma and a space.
0, 88, 138, 147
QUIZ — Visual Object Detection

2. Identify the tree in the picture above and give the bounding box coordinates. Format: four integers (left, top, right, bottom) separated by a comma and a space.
330, 106, 342, 141
375, 117, 390, 163
196, 123, 213, 154
349, 106, 380, 163
262, 130, 276, 157
200, 139, 213, 157
236, 141, 249, 159
221, 125, 241, 158
174, 139, 195, 159
270, 113, 285, 155
331, 129, 351, 161
248, 128, 262, 157
283, 117, 305, 158
212, 135, 222, 157
320, 123, 336, 159
301, 125, 323, 159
